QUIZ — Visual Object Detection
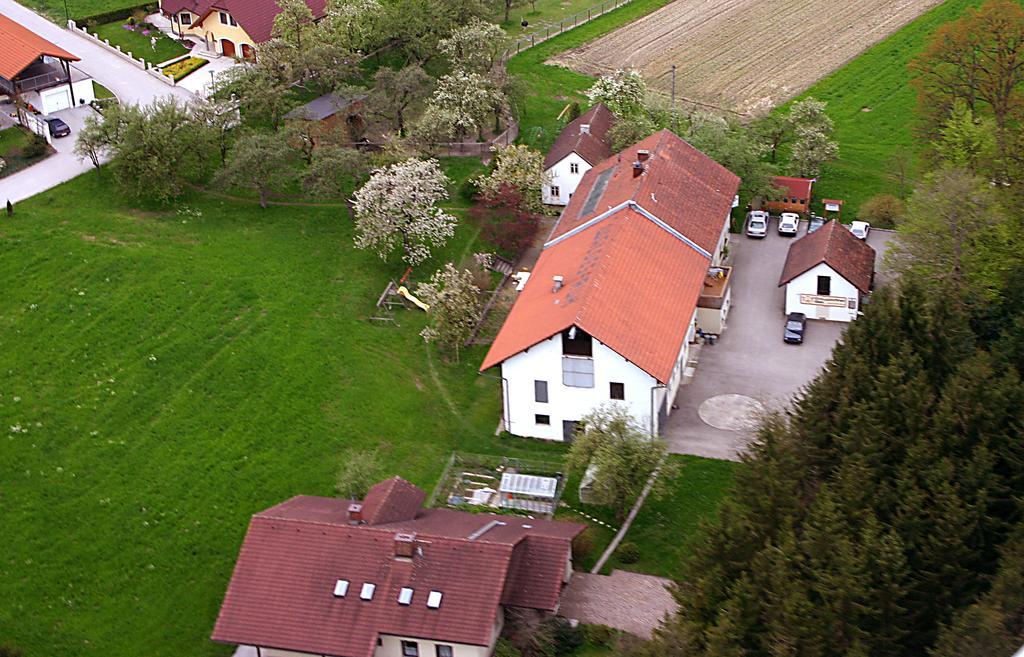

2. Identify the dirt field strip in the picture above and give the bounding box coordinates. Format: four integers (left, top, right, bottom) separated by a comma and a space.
550, 0, 945, 115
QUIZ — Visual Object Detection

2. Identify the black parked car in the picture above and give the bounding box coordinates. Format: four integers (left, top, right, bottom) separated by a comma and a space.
44, 117, 71, 138
784, 312, 807, 344
807, 215, 826, 233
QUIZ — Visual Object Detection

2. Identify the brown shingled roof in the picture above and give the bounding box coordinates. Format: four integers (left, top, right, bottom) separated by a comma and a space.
0, 13, 79, 81
778, 220, 876, 293
544, 104, 615, 169
212, 486, 584, 657
361, 477, 425, 525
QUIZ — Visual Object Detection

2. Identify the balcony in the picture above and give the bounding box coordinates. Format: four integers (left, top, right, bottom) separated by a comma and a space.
1, 61, 69, 96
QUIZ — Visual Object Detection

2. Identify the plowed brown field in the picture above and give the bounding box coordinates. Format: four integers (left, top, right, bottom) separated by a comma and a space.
550, 0, 944, 115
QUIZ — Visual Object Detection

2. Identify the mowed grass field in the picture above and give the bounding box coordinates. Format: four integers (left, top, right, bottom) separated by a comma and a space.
776, 0, 992, 219
16, 0, 141, 20
0, 171, 568, 657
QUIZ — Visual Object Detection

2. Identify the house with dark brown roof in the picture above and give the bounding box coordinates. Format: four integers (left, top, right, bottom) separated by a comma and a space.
542, 104, 614, 206
481, 130, 740, 440
158, 0, 328, 58
0, 13, 94, 115
778, 219, 876, 322
212, 477, 585, 657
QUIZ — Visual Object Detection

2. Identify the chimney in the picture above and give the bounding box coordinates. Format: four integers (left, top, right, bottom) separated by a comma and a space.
394, 533, 416, 559
632, 161, 644, 178
347, 503, 363, 525
552, 275, 564, 292
579, 123, 590, 134
637, 149, 650, 162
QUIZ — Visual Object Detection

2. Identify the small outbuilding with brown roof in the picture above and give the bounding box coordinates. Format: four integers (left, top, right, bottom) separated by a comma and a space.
778, 219, 876, 322
542, 104, 615, 206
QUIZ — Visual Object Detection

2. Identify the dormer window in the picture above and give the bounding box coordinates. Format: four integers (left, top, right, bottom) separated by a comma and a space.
179, 11, 192, 25
333, 579, 349, 597
360, 583, 376, 600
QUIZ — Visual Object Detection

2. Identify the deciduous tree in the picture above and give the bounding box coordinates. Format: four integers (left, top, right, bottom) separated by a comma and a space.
368, 64, 434, 136
335, 448, 385, 499
788, 97, 838, 176
415, 262, 482, 362
586, 69, 646, 118
416, 71, 503, 141
303, 145, 368, 199
478, 144, 549, 213
214, 132, 298, 208
438, 19, 509, 73
272, 0, 316, 49
352, 158, 457, 266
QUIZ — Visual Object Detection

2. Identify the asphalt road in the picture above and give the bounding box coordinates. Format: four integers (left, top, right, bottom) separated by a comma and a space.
663, 220, 894, 460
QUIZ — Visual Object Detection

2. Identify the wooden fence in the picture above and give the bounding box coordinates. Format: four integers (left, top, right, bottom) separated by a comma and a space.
502, 0, 639, 60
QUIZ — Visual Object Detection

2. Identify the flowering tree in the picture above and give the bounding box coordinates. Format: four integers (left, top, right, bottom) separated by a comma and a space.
324, 0, 382, 51
353, 158, 457, 266
416, 262, 482, 362
478, 144, 550, 213
788, 97, 838, 177
416, 71, 503, 141
438, 19, 509, 73
586, 69, 647, 118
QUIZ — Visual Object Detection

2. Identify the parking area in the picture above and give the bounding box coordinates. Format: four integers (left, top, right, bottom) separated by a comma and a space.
664, 218, 894, 460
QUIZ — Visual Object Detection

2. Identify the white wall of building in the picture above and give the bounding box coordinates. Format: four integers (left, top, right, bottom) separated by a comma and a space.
784, 263, 861, 322
37, 78, 95, 115
543, 153, 590, 206
500, 330, 693, 441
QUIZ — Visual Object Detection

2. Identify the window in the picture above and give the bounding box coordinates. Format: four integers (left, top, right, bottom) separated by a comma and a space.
427, 591, 443, 608
570, 162, 579, 174
398, 587, 413, 605
402, 640, 419, 657
610, 382, 625, 400
436, 646, 454, 657
816, 275, 831, 296
534, 380, 548, 403
219, 11, 237, 26
535, 414, 550, 425
333, 579, 349, 597
848, 298, 857, 310
360, 583, 375, 600
550, 185, 560, 198
562, 420, 578, 442
179, 11, 192, 24
561, 327, 592, 356
562, 357, 594, 388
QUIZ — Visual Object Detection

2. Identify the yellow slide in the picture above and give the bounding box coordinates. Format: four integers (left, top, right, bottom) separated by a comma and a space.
397, 285, 429, 311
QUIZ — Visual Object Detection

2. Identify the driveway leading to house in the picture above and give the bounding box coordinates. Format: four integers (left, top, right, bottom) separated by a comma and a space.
663, 221, 894, 461
0, 0, 193, 204
558, 569, 678, 639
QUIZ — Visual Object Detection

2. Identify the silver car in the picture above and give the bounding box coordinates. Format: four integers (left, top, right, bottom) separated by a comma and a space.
746, 211, 769, 238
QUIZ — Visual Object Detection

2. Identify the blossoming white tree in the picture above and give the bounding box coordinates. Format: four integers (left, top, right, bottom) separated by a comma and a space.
438, 19, 509, 73
353, 158, 457, 266
416, 262, 482, 362
478, 144, 550, 213
416, 70, 503, 141
586, 69, 647, 118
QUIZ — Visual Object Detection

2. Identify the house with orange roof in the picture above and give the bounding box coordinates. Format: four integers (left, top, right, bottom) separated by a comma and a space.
480, 130, 740, 441
0, 14, 94, 115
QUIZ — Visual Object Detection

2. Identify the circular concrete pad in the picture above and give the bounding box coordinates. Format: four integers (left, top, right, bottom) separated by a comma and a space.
698, 394, 765, 431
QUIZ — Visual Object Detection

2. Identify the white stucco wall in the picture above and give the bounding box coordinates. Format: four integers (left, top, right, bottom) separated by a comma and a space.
784, 263, 861, 322
37, 77, 94, 115
543, 153, 590, 206
712, 211, 731, 265
499, 332, 675, 440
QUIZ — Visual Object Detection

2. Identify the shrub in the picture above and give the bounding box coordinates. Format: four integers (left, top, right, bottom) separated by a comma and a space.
470, 185, 541, 259
549, 618, 584, 655
493, 638, 522, 657
161, 57, 209, 82
616, 541, 640, 564
22, 135, 49, 159
0, 644, 24, 657
858, 193, 905, 228
583, 624, 618, 648
571, 527, 597, 562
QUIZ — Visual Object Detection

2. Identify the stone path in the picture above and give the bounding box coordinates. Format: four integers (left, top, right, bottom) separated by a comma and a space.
558, 570, 678, 639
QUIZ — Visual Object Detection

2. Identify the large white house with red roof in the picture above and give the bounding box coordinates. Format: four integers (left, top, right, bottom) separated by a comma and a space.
542, 104, 615, 206
481, 130, 740, 441
212, 477, 584, 657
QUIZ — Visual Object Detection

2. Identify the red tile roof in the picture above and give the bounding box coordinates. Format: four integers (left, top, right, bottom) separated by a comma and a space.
772, 176, 814, 200
0, 13, 79, 81
481, 130, 739, 382
161, 0, 328, 43
361, 477, 426, 525
213, 487, 584, 657
778, 220, 876, 293
544, 104, 615, 169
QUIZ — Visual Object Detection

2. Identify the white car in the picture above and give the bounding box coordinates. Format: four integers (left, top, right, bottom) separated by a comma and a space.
849, 221, 871, 240
746, 211, 769, 238
778, 212, 800, 236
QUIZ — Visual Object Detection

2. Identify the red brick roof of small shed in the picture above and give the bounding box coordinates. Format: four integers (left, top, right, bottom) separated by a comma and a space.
778, 219, 876, 293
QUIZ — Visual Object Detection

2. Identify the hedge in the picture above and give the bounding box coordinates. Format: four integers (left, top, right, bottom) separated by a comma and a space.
79, 2, 156, 25
161, 56, 209, 82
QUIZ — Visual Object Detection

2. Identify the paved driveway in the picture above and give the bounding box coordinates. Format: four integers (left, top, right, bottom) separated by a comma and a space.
664, 220, 894, 460
0, 0, 193, 205
558, 570, 677, 638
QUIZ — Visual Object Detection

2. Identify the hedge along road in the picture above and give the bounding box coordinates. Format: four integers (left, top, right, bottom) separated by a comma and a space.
0, 0, 193, 204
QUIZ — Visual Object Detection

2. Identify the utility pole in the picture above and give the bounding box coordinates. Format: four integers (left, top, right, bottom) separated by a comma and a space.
670, 64, 677, 109
62, 0, 70, 25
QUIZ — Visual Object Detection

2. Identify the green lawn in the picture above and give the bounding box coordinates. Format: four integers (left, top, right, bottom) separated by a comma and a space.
92, 20, 188, 65
773, 0, 988, 219
0, 171, 568, 657
497, 0, 637, 38
18, 0, 142, 21
0, 126, 53, 178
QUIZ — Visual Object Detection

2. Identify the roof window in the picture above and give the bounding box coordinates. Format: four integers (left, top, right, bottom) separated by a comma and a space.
427, 591, 443, 609
360, 583, 376, 600
398, 587, 414, 605
333, 579, 349, 597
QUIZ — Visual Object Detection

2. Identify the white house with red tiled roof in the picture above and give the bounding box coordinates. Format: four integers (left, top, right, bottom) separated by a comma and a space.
481, 130, 740, 441
542, 104, 614, 206
212, 477, 584, 657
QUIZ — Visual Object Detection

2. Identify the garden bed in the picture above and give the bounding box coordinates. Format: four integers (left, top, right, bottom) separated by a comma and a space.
160, 56, 209, 82
428, 452, 567, 517
0, 126, 54, 179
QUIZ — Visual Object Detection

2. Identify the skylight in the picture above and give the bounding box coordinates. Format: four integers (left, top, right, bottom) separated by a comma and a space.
360, 583, 376, 600
427, 591, 443, 609
333, 580, 349, 597
581, 168, 614, 216
398, 587, 413, 605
